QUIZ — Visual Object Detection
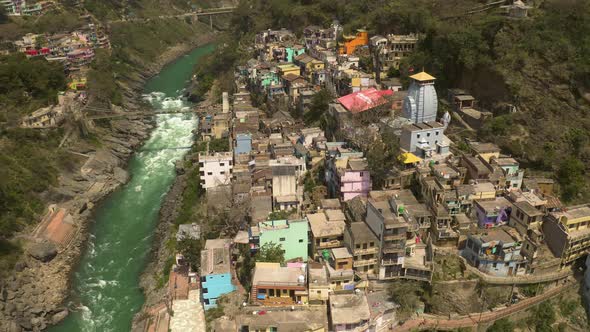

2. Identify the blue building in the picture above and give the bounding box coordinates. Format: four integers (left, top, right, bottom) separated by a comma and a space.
200, 239, 236, 310
462, 228, 527, 277
235, 133, 252, 156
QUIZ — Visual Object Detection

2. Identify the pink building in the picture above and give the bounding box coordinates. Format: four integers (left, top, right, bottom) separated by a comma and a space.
326, 156, 372, 201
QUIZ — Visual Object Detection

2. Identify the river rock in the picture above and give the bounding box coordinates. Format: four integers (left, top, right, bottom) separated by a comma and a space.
17, 317, 32, 330
175, 160, 185, 175
28, 243, 57, 262
51, 309, 68, 324
113, 167, 130, 184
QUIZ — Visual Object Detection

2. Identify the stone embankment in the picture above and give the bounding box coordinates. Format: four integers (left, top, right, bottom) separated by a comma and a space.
0, 35, 216, 332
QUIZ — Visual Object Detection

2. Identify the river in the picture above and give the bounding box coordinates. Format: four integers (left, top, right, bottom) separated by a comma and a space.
50, 43, 215, 332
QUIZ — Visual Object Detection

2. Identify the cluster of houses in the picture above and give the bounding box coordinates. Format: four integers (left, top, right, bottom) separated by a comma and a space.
1, 0, 55, 16
173, 21, 588, 332
9, 18, 110, 128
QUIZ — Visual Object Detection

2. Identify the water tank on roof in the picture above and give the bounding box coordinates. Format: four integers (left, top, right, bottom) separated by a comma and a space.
298, 275, 305, 284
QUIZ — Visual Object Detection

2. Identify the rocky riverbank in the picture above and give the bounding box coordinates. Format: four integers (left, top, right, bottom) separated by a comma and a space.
0, 35, 217, 332
130, 91, 217, 331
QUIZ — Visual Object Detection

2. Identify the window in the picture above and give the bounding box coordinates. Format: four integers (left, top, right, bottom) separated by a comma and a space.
417, 134, 421, 138
207, 172, 213, 175
435, 131, 439, 136
493, 263, 497, 268
220, 162, 225, 166
369, 242, 375, 247
356, 244, 361, 249
279, 237, 286, 241
220, 171, 225, 175
202, 288, 208, 293
299, 239, 304, 243
427, 132, 430, 137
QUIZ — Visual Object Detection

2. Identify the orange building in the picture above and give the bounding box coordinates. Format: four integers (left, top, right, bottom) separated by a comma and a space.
339, 29, 369, 55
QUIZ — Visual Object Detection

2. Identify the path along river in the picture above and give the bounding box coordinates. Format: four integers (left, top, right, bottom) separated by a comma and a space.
50, 43, 215, 332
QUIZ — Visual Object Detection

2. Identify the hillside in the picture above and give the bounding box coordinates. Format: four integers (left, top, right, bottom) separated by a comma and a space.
0, 1, 215, 272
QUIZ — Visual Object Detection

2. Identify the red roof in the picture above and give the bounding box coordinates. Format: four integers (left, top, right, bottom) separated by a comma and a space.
337, 88, 393, 113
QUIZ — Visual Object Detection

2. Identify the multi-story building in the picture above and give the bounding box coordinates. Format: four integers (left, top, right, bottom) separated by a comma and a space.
345, 222, 379, 275
308, 211, 346, 256
198, 152, 233, 190
200, 239, 236, 310
325, 156, 372, 201
270, 157, 303, 211
491, 157, 524, 190
543, 205, 590, 266
462, 228, 528, 276
250, 219, 309, 261
250, 262, 308, 305
329, 292, 371, 332
473, 197, 513, 228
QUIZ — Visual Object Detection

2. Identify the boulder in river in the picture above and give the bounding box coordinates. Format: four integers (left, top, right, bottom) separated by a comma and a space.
27, 243, 57, 262
51, 309, 68, 324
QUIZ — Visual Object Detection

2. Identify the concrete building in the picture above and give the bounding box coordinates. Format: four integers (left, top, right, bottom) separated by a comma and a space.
462, 228, 527, 276
344, 222, 379, 275
308, 262, 331, 304
270, 157, 303, 211
308, 211, 346, 255
474, 197, 513, 228
326, 156, 372, 201
329, 292, 371, 332
234, 133, 252, 156
228, 307, 328, 332
400, 122, 450, 158
543, 205, 590, 266
251, 262, 308, 305
200, 239, 236, 310
491, 157, 524, 190
251, 219, 309, 261
198, 152, 233, 190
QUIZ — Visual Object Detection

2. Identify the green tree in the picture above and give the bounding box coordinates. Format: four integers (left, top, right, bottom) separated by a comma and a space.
487, 318, 514, 332
256, 242, 285, 263
367, 129, 401, 189
304, 88, 333, 125
529, 302, 556, 332
387, 280, 425, 319
176, 237, 202, 271
557, 156, 585, 202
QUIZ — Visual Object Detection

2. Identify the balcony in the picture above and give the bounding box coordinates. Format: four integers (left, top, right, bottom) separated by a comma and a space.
383, 233, 405, 241
316, 239, 342, 249
353, 259, 377, 267
353, 247, 378, 255
382, 243, 405, 253
381, 259, 401, 266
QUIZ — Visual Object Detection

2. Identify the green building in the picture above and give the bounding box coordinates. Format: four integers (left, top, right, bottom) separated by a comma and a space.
256, 219, 308, 261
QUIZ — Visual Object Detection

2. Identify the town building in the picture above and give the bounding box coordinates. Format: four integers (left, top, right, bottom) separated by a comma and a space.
462, 228, 528, 276
227, 307, 328, 332
307, 211, 346, 255
329, 292, 371, 332
339, 29, 369, 55
474, 197, 513, 228
250, 262, 308, 305
200, 239, 236, 310
198, 152, 233, 190
251, 219, 309, 261
543, 205, 590, 266
345, 221, 379, 275
325, 156, 372, 201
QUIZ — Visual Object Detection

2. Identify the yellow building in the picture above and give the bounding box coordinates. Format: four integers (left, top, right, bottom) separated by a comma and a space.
543, 205, 590, 266
277, 63, 301, 77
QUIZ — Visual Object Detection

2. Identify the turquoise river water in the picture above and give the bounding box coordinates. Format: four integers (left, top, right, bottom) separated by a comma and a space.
51, 43, 215, 332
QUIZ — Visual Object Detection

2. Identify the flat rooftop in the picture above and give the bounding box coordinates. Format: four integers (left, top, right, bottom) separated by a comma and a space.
330, 293, 370, 325
252, 263, 306, 285
307, 213, 346, 237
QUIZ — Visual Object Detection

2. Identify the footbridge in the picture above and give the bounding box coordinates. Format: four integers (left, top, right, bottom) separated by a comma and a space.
108, 7, 236, 28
